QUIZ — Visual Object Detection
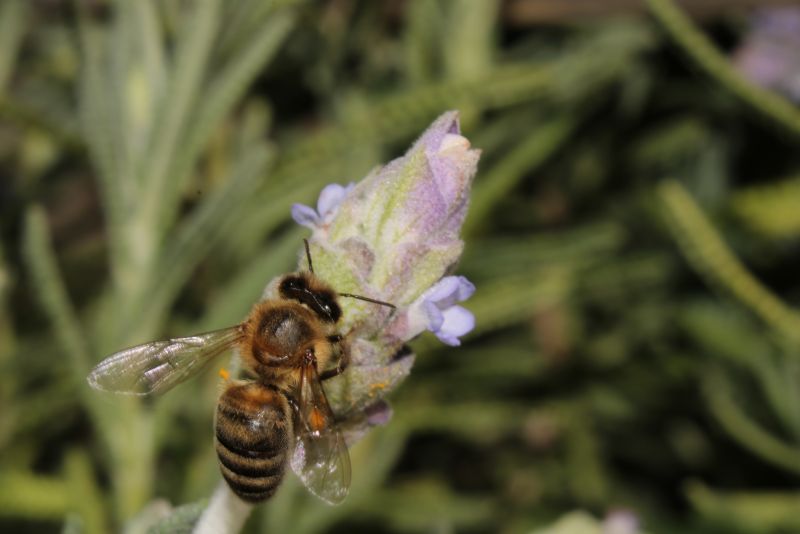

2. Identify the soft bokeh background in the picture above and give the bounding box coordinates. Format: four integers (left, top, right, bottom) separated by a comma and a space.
2, 1, 800, 533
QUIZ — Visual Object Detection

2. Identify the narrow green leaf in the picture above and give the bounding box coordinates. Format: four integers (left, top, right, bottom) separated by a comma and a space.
0, 471, 70, 519
22, 207, 92, 379
686, 481, 800, 532
163, 10, 295, 228
135, 145, 273, 339
704, 371, 800, 475
64, 450, 108, 534
660, 179, 800, 347
141, 0, 221, 234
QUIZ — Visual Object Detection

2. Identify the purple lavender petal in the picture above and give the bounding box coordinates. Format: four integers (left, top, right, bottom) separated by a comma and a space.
426, 276, 461, 306
316, 183, 354, 218
291, 203, 320, 228
365, 400, 393, 426
431, 134, 472, 204
399, 114, 478, 244
341, 400, 395, 447
399, 274, 476, 344
435, 331, 460, 346
438, 305, 474, 339
423, 300, 445, 332
455, 276, 476, 301
413, 111, 461, 156
427, 276, 475, 309
406, 176, 450, 243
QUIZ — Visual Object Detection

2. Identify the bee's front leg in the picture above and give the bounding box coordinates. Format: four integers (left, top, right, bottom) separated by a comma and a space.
320, 334, 349, 380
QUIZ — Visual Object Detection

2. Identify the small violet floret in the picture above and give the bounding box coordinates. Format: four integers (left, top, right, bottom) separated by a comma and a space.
291, 182, 355, 230
412, 275, 476, 346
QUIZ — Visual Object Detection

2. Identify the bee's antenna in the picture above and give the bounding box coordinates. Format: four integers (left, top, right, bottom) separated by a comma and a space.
339, 293, 397, 321
304, 237, 396, 318
303, 238, 314, 274
339, 293, 395, 310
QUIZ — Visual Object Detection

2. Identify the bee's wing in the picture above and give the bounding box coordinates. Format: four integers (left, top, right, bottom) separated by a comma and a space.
87, 326, 244, 396
289, 361, 351, 504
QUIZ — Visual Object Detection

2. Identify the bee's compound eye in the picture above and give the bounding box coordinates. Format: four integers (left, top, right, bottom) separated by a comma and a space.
280, 276, 305, 295
324, 300, 342, 323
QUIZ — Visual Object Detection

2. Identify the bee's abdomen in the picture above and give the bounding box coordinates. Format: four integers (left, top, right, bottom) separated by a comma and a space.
215, 383, 291, 502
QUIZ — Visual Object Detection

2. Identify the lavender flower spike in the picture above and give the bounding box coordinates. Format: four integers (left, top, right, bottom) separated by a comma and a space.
277, 111, 479, 442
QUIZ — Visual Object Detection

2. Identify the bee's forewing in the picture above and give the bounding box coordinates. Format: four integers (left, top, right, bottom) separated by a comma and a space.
87, 326, 244, 396
289, 361, 351, 504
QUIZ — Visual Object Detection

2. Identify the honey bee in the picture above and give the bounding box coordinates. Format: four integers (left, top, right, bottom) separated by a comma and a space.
87, 240, 394, 504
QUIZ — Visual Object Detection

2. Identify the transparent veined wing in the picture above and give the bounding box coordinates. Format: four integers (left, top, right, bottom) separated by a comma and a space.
87, 326, 245, 396
289, 360, 351, 504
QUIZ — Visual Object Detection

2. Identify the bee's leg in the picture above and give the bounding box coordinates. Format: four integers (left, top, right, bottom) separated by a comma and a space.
320, 334, 349, 380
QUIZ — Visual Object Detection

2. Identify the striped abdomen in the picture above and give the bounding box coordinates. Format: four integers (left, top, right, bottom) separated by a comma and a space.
214, 383, 292, 502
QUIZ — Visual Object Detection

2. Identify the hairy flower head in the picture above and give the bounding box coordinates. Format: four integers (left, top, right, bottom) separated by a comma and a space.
286, 111, 479, 441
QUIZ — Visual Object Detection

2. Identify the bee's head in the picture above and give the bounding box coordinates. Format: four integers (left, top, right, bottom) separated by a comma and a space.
279, 273, 342, 324
291, 238, 395, 323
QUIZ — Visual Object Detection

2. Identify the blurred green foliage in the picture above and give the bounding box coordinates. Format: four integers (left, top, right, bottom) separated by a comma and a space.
1, 0, 799, 533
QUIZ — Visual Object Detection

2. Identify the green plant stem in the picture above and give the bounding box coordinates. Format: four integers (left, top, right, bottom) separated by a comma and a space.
193, 484, 253, 534
704, 371, 800, 475
659, 179, 800, 347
